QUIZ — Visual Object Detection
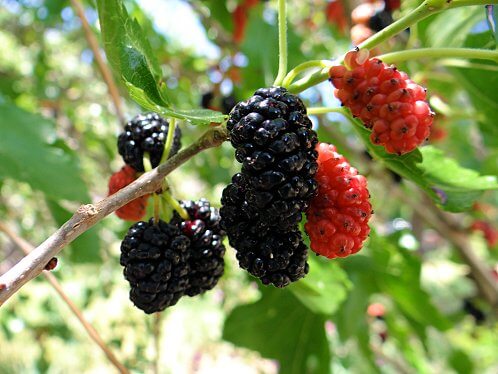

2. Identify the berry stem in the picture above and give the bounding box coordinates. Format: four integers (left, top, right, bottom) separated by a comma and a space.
273, 0, 288, 86
287, 0, 498, 93
153, 193, 161, 224
307, 107, 349, 115
143, 154, 153, 172
163, 191, 190, 221
377, 48, 498, 64
160, 118, 177, 164
281, 60, 333, 88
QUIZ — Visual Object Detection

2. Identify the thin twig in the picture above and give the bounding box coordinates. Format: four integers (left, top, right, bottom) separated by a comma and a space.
0, 222, 129, 374
70, 0, 125, 123
0, 126, 228, 306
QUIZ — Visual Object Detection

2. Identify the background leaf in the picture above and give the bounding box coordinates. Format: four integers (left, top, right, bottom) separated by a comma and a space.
0, 102, 89, 202
223, 287, 331, 374
288, 256, 350, 315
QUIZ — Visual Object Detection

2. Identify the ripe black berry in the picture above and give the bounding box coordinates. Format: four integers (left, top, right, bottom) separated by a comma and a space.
118, 112, 182, 172
201, 92, 214, 109
221, 87, 317, 287
368, 10, 393, 32
221, 95, 237, 115
170, 199, 226, 297
120, 219, 190, 314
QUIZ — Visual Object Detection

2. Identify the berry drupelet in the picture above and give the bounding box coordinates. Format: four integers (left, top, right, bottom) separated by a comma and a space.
118, 112, 182, 172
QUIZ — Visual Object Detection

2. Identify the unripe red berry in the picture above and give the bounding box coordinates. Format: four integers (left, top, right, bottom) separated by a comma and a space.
108, 165, 149, 221
329, 50, 434, 155
305, 143, 372, 258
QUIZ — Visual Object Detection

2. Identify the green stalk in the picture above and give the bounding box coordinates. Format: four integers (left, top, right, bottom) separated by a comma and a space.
307, 107, 348, 115
162, 191, 189, 221
281, 60, 333, 88
273, 0, 288, 86
160, 118, 177, 164
287, 0, 498, 94
377, 48, 498, 64
357, 1, 429, 51
152, 193, 160, 224
143, 154, 153, 172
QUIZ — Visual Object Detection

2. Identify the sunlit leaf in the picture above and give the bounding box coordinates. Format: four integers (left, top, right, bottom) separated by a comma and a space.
223, 288, 331, 374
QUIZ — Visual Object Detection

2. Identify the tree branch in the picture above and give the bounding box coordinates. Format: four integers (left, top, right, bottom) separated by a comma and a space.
0, 222, 129, 374
0, 126, 228, 306
70, 0, 125, 123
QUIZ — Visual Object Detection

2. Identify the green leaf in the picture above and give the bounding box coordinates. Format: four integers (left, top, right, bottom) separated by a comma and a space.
448, 348, 474, 374
223, 288, 331, 374
46, 199, 101, 263
97, 0, 169, 106
126, 83, 226, 125
332, 270, 380, 373
422, 8, 483, 47
241, 10, 306, 89
369, 232, 451, 331
379, 274, 451, 331
288, 256, 350, 315
383, 312, 432, 372
450, 31, 498, 147
350, 119, 498, 211
418, 146, 498, 211
0, 102, 89, 201
200, 0, 233, 34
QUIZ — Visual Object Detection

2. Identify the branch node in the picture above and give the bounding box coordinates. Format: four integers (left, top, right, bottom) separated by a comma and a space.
77, 204, 98, 217
44, 258, 58, 271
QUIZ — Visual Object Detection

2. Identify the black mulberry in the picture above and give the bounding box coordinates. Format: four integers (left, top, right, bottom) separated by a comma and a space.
221, 87, 317, 287
118, 112, 182, 172
120, 219, 190, 314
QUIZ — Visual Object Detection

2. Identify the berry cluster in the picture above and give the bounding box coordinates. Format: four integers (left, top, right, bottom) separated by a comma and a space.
108, 165, 149, 221
329, 50, 434, 155
121, 199, 226, 313
118, 112, 182, 172
305, 143, 372, 258
220, 87, 318, 287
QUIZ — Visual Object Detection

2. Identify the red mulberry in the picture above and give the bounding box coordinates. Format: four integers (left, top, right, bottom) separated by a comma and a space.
108, 165, 149, 221
305, 143, 372, 258
329, 50, 434, 155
